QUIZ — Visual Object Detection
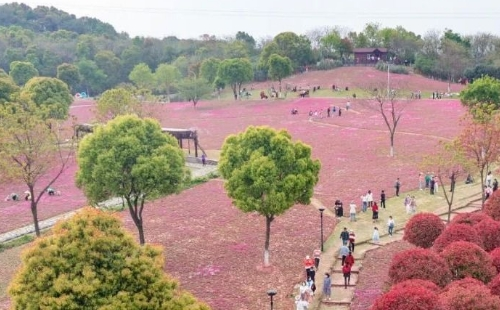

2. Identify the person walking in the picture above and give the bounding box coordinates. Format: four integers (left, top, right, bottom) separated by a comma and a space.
313, 248, 321, 269
493, 179, 499, 192
361, 193, 368, 212
372, 227, 380, 243
366, 190, 374, 208
343, 263, 352, 289
430, 177, 435, 195
380, 190, 386, 209
425, 172, 431, 188
349, 201, 357, 222
345, 251, 355, 266
201, 153, 207, 166
387, 216, 395, 236
419, 172, 424, 190
322, 273, 332, 301
339, 244, 350, 266
372, 201, 379, 223
348, 230, 356, 253
404, 194, 411, 214
487, 171, 493, 187
340, 227, 350, 245
394, 178, 401, 196
410, 196, 417, 214
303, 255, 314, 280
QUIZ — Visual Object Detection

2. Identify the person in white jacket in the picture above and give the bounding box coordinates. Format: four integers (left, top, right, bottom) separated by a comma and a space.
387, 216, 395, 236
349, 201, 357, 222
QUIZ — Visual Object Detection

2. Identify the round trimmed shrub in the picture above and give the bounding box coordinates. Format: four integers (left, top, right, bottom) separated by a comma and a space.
474, 218, 500, 251
389, 248, 452, 287
404, 213, 445, 248
391, 279, 439, 292
485, 190, 500, 220
372, 286, 442, 310
432, 223, 483, 252
451, 212, 491, 226
491, 248, 500, 272
440, 241, 497, 283
440, 279, 500, 310
489, 273, 500, 297
441, 277, 485, 292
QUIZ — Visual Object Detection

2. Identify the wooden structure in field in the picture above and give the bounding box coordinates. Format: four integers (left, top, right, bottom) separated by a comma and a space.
162, 128, 200, 157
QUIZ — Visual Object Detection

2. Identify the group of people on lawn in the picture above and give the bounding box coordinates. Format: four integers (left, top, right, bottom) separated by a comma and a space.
4, 187, 60, 202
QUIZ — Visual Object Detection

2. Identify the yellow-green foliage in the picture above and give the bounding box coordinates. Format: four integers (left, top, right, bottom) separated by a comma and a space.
8, 208, 210, 310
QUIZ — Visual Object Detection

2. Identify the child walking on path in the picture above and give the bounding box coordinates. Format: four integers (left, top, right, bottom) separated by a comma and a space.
387, 216, 395, 236
372, 227, 380, 243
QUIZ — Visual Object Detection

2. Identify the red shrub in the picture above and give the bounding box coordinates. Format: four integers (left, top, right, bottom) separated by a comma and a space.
451, 212, 492, 226
440, 279, 500, 310
474, 218, 500, 251
491, 248, 500, 272
389, 248, 452, 287
440, 241, 497, 283
372, 286, 443, 310
432, 223, 483, 252
391, 279, 440, 292
485, 190, 500, 220
489, 273, 500, 297
404, 213, 445, 248
441, 277, 485, 292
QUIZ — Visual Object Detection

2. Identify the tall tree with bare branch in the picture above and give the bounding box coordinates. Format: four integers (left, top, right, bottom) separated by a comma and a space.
358, 81, 411, 157
0, 102, 75, 237
456, 115, 500, 207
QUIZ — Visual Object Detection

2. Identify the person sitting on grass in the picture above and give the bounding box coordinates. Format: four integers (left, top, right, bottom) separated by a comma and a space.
47, 187, 61, 196
4, 193, 19, 201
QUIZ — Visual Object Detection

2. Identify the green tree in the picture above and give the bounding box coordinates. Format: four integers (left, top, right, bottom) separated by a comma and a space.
258, 42, 279, 72
460, 76, 500, 121
172, 55, 189, 77
96, 88, 141, 121
0, 74, 19, 103
56, 63, 80, 92
267, 54, 293, 93
94, 50, 121, 89
8, 208, 210, 310
273, 32, 314, 69
200, 58, 221, 85
438, 39, 471, 91
77, 59, 107, 96
9, 61, 39, 86
76, 115, 188, 245
21, 77, 73, 119
217, 58, 253, 100
0, 101, 74, 237
177, 77, 212, 108
128, 63, 155, 90
154, 63, 181, 102
218, 126, 320, 266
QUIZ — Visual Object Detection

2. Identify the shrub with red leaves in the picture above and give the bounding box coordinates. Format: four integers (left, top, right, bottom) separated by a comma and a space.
432, 223, 483, 252
440, 278, 500, 310
474, 218, 500, 251
404, 213, 445, 248
441, 277, 485, 292
451, 212, 492, 226
440, 241, 497, 283
485, 190, 500, 220
390, 279, 439, 292
489, 273, 500, 297
372, 286, 443, 310
491, 248, 500, 272
389, 248, 452, 287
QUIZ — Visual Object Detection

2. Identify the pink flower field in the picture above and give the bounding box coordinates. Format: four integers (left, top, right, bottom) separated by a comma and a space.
0, 70, 467, 309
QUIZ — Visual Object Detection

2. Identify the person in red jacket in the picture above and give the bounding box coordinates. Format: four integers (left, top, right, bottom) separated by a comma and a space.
372, 201, 379, 223
345, 251, 355, 267
342, 263, 352, 289
303, 255, 315, 280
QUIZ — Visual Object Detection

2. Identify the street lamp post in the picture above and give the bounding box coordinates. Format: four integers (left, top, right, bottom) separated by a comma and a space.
319, 207, 325, 252
267, 289, 277, 310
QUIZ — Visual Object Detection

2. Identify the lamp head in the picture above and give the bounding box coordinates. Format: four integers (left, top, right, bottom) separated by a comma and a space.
319, 207, 325, 212
267, 289, 277, 297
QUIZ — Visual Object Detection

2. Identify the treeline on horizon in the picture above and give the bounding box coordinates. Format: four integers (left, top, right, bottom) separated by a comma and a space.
1, 2, 500, 96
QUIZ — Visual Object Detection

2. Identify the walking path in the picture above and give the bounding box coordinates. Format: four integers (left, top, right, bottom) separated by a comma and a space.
0, 163, 218, 244
308, 187, 483, 310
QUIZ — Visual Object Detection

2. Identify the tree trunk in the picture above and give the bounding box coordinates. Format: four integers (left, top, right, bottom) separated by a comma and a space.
264, 215, 273, 266
480, 170, 486, 209
137, 222, 145, 245
126, 198, 145, 245
389, 131, 395, 157
29, 187, 40, 237
231, 84, 237, 100
166, 85, 171, 103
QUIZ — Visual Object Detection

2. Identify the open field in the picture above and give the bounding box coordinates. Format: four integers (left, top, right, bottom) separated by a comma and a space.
0, 68, 468, 309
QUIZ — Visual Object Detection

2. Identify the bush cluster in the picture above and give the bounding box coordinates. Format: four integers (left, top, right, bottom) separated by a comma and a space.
451, 212, 491, 226
474, 218, 500, 251
372, 286, 442, 310
375, 61, 409, 75
404, 213, 445, 248
432, 223, 483, 252
440, 241, 497, 283
390, 279, 439, 292
314, 59, 344, 71
485, 190, 500, 220
440, 279, 500, 310
491, 247, 500, 272
489, 273, 500, 297
389, 248, 452, 287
